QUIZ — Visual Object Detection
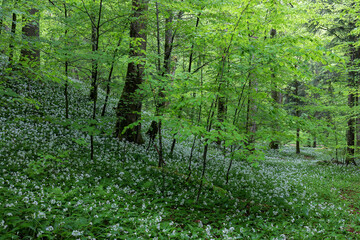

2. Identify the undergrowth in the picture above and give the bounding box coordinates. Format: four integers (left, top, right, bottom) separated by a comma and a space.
1, 77, 360, 239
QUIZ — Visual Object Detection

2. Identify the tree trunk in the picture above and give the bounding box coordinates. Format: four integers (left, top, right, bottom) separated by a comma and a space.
294, 79, 301, 154
170, 12, 199, 154
89, 0, 103, 102
269, 88, 282, 149
64, 2, 69, 119
296, 128, 300, 154
346, 93, 356, 165
245, 77, 257, 153
147, 8, 174, 142
90, 0, 103, 161
21, 8, 40, 64
356, 86, 360, 154
356, 117, 360, 154
269, 29, 282, 150
217, 56, 226, 145
115, 0, 147, 144
102, 36, 123, 116
312, 136, 316, 148
217, 54, 227, 142
9, 11, 16, 63
346, 44, 357, 166
0, 2, 4, 36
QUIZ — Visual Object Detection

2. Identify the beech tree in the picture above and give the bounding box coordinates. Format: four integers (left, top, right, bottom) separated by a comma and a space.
114, 0, 148, 144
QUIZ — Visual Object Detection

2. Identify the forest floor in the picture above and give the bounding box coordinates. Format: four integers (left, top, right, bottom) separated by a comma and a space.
1, 78, 360, 239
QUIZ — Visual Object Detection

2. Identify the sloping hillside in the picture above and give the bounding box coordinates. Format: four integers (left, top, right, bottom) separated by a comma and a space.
1, 78, 360, 239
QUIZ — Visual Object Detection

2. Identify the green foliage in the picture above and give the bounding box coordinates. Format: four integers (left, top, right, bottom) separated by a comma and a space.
2, 65, 360, 239
2, 0, 360, 238
25, 151, 70, 178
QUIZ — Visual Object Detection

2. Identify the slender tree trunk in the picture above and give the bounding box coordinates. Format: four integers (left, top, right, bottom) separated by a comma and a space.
312, 136, 316, 148
357, 117, 360, 154
215, 50, 230, 146
0, 2, 4, 36
244, 22, 258, 153
296, 128, 300, 154
115, 0, 147, 144
335, 124, 339, 161
187, 13, 200, 74
186, 78, 203, 180
101, 37, 123, 116
245, 77, 257, 153
158, 120, 164, 167
64, 2, 69, 119
89, 0, 103, 160
269, 86, 281, 149
294, 79, 301, 154
196, 142, 208, 202
147, 7, 174, 143
269, 29, 282, 149
346, 93, 355, 165
159, 119, 166, 195
217, 95, 226, 127
155, 2, 161, 72
356, 87, 360, 154
226, 72, 251, 184
65, 58, 69, 119
196, 99, 216, 202
89, 0, 103, 102
217, 58, 226, 145
9, 11, 16, 63
170, 12, 200, 154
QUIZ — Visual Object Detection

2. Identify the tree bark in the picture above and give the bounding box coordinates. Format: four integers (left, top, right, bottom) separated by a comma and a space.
269, 29, 282, 150
357, 116, 360, 154
9, 11, 16, 63
346, 44, 358, 166
356, 79, 360, 154
216, 55, 227, 145
0, 3, 3, 36
346, 93, 355, 165
147, 7, 174, 142
64, 2, 69, 119
21, 8, 40, 64
245, 76, 257, 153
294, 79, 301, 154
296, 128, 300, 154
114, 0, 147, 144
89, 0, 103, 102
101, 37, 122, 116
170, 12, 199, 154
312, 136, 316, 148
90, 0, 103, 161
